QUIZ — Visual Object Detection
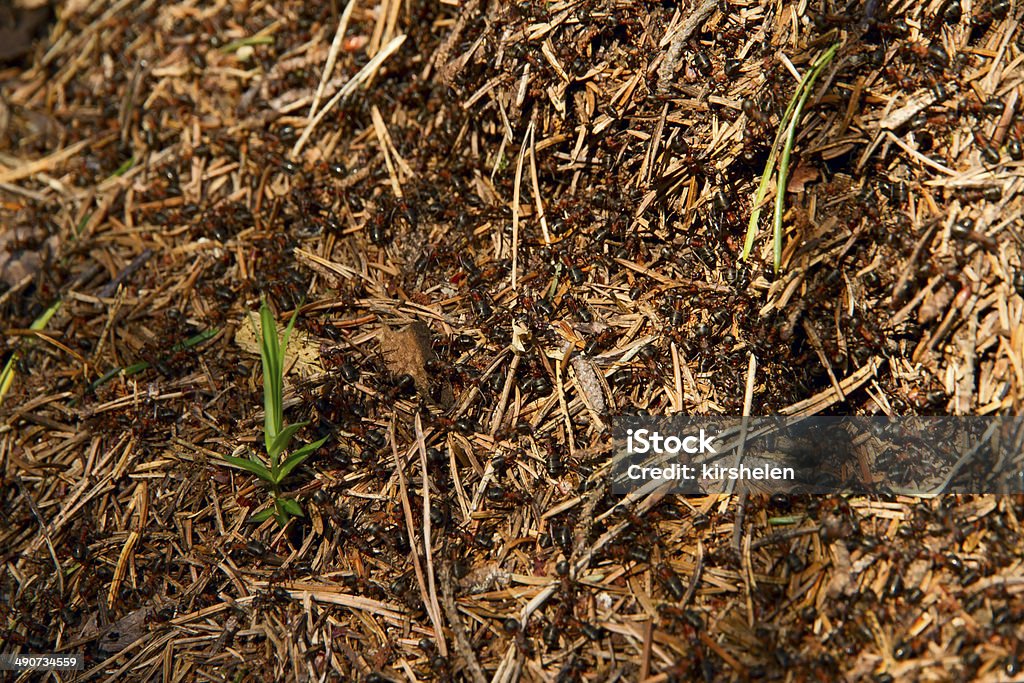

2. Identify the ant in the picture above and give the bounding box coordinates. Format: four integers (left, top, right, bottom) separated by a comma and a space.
969, 0, 1010, 35
655, 563, 687, 601
497, 617, 534, 656
68, 524, 92, 566
484, 483, 529, 508
899, 41, 950, 69
668, 136, 707, 178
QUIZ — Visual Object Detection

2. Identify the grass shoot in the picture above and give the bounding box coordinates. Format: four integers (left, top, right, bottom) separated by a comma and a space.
741, 43, 840, 272
220, 299, 326, 526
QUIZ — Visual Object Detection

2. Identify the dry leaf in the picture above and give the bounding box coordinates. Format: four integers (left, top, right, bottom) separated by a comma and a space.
512, 319, 532, 354
99, 606, 154, 652
378, 321, 453, 407
786, 162, 819, 194
0, 223, 59, 287
0, 4, 51, 62
918, 284, 954, 324
571, 355, 606, 414
233, 314, 322, 378
458, 565, 511, 594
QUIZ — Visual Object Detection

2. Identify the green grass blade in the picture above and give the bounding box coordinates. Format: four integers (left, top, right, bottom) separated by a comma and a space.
774, 110, 802, 271
251, 507, 276, 523
276, 436, 327, 482
279, 497, 303, 517
258, 299, 304, 455
219, 35, 274, 53
741, 65, 815, 261
768, 515, 804, 525
741, 43, 839, 264
0, 300, 62, 406
267, 422, 307, 461
75, 212, 92, 236
273, 500, 289, 526
258, 301, 283, 449
221, 454, 275, 482
741, 97, 805, 261
88, 328, 218, 391
772, 43, 840, 271
108, 156, 136, 178
0, 355, 17, 406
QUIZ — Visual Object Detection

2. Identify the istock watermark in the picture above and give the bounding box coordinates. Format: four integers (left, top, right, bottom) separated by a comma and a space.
610, 415, 1024, 495
624, 461, 795, 482
625, 428, 717, 455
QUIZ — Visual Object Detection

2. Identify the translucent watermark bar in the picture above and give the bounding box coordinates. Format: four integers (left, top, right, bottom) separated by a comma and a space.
0, 653, 84, 671
609, 416, 1024, 495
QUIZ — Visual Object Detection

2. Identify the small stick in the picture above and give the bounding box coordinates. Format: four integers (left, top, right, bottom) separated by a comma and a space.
750, 525, 819, 550
438, 561, 488, 683
511, 113, 531, 289
415, 413, 448, 657
780, 358, 880, 416
14, 477, 64, 595
639, 620, 654, 680
306, 0, 358, 125
992, 90, 1018, 148
657, 0, 717, 90
802, 318, 845, 401
890, 220, 940, 308
680, 539, 703, 608
0, 136, 96, 184
292, 34, 407, 158
98, 248, 153, 298
390, 423, 446, 655
527, 114, 550, 245
489, 353, 521, 435
883, 131, 955, 176
730, 354, 756, 557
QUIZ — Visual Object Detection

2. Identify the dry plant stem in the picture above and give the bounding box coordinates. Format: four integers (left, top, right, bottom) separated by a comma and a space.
438, 562, 488, 683
415, 413, 447, 657
306, 0, 358, 124
390, 423, 447, 656
527, 114, 550, 245
0, 137, 96, 184
657, 0, 717, 91
511, 113, 530, 289
489, 353, 521, 434
731, 353, 757, 553
681, 539, 704, 608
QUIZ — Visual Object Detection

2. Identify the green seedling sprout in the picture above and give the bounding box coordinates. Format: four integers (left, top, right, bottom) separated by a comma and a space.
220, 300, 326, 526
741, 43, 839, 272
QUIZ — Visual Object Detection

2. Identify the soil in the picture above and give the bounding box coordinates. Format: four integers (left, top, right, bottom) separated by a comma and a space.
2, 0, 1024, 680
